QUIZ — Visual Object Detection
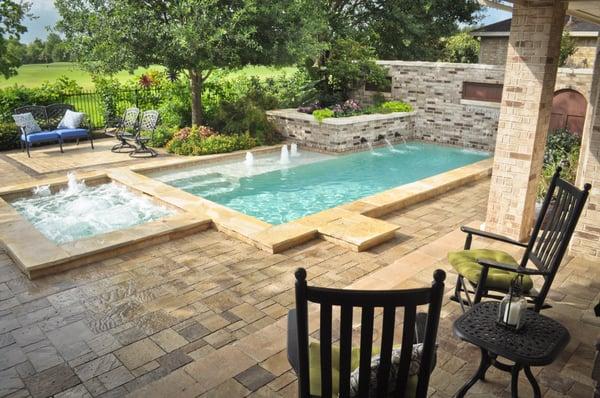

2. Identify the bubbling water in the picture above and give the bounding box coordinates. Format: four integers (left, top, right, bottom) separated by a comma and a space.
12, 173, 173, 244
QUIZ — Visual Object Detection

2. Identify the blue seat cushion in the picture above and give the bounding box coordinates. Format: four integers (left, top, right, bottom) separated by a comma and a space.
54, 128, 89, 140
20, 131, 61, 143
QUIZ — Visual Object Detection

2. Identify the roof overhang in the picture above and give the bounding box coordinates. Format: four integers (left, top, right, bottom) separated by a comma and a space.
479, 0, 600, 26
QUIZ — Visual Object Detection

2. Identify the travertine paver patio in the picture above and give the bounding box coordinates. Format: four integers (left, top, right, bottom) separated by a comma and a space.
0, 143, 597, 397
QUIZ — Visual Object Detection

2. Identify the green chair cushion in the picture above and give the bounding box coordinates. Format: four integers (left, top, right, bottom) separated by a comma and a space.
448, 249, 533, 292
308, 341, 418, 397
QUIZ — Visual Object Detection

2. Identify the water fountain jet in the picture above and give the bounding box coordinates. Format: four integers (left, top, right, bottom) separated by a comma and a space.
290, 143, 300, 157
244, 152, 254, 167
280, 145, 290, 164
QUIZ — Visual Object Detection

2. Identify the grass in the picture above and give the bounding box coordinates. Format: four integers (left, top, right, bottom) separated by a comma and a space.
0, 62, 298, 89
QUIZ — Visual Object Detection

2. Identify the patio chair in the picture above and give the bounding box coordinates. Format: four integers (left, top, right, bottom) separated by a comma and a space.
107, 107, 140, 153
287, 267, 445, 398
449, 167, 591, 313
126, 110, 159, 158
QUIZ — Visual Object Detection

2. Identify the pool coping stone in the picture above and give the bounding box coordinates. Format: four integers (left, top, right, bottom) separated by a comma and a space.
0, 144, 492, 278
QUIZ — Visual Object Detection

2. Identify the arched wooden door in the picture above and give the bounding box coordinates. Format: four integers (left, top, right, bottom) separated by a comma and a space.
549, 89, 587, 135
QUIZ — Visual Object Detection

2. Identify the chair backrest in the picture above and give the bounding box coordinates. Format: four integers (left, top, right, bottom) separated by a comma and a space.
294, 268, 446, 398
121, 107, 140, 130
522, 168, 591, 308
138, 110, 159, 133
14, 105, 47, 125
46, 104, 74, 128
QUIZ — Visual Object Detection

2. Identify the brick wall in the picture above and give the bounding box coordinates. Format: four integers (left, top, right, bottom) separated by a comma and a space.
266, 110, 416, 152
479, 37, 509, 65
479, 35, 597, 67
355, 61, 593, 152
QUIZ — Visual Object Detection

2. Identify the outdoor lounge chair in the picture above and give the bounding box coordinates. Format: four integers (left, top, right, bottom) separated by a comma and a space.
448, 168, 591, 313
126, 110, 159, 158
107, 107, 140, 153
13, 104, 93, 158
287, 267, 445, 398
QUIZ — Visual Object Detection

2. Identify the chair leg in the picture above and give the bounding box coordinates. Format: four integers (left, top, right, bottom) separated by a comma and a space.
90, 135, 94, 149
59, 140, 64, 153
26, 143, 30, 158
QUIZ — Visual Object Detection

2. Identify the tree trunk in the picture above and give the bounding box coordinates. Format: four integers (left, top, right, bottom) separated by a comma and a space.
189, 68, 203, 126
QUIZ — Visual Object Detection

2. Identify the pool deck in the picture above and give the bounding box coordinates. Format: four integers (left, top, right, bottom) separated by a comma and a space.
0, 140, 492, 278
0, 139, 598, 397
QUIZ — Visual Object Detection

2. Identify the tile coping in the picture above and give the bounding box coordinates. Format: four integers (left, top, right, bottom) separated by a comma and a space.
0, 145, 492, 278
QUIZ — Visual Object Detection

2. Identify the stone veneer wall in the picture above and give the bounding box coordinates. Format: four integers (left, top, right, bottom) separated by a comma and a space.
266, 109, 416, 152
355, 61, 593, 151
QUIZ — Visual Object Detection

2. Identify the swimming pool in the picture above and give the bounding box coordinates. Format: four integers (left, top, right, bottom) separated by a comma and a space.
154, 142, 490, 225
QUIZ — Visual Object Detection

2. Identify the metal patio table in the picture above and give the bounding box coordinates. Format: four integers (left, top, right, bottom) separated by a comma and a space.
453, 301, 570, 398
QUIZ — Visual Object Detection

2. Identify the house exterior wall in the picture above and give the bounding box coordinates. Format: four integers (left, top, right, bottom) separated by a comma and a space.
355, 61, 592, 152
479, 37, 509, 65
478, 35, 597, 68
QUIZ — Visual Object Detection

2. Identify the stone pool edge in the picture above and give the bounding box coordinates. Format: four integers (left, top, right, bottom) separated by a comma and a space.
136, 155, 493, 254
0, 146, 492, 279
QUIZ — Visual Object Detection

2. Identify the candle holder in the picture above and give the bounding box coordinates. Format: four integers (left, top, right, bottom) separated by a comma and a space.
497, 274, 527, 331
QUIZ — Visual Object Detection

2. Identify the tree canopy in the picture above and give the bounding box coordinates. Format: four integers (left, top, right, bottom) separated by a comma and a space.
0, 1, 31, 78
55, 0, 325, 124
325, 0, 482, 60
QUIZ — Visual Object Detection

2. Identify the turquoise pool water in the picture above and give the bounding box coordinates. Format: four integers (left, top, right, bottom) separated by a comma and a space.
158, 142, 489, 225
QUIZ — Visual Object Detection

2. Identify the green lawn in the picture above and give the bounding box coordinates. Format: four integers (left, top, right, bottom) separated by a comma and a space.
0, 62, 298, 90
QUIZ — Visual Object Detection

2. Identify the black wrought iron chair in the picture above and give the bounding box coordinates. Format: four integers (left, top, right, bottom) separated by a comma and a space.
127, 110, 159, 158
107, 107, 140, 153
287, 267, 445, 398
449, 167, 591, 313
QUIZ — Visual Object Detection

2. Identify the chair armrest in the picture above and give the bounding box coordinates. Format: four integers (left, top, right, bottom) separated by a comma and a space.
287, 309, 299, 374
476, 258, 546, 275
461, 226, 528, 248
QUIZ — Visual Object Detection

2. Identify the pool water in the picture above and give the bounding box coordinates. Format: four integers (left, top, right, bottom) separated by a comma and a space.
157, 142, 489, 225
12, 174, 174, 244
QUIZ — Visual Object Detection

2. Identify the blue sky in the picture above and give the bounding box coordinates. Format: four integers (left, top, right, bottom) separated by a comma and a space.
21, 2, 512, 43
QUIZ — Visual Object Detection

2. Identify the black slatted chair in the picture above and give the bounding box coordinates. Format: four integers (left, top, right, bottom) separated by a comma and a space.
108, 107, 140, 153
288, 268, 446, 398
449, 167, 591, 313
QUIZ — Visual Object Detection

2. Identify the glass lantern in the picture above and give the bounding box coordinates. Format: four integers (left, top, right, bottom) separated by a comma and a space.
497, 275, 527, 330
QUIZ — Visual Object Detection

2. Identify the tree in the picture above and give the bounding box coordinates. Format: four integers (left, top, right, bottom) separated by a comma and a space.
441, 32, 480, 63
55, 0, 325, 125
324, 0, 481, 61
559, 31, 577, 67
25, 39, 46, 64
0, 1, 31, 78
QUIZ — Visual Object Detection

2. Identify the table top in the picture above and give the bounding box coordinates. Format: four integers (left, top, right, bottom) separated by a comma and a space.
453, 301, 570, 366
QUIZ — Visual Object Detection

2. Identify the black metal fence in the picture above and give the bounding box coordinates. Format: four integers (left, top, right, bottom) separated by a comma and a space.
62, 88, 163, 128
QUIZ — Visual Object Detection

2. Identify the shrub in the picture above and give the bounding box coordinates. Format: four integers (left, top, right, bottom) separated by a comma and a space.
166, 126, 256, 156
302, 38, 388, 104
143, 125, 175, 148
207, 96, 279, 145
537, 128, 581, 198
313, 109, 335, 123
377, 101, 413, 113
441, 32, 480, 63
0, 122, 19, 151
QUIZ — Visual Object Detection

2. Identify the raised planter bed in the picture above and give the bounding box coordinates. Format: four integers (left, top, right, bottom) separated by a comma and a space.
266, 109, 417, 152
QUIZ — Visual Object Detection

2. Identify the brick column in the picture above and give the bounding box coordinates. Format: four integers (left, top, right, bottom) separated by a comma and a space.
571, 38, 600, 259
485, 0, 567, 241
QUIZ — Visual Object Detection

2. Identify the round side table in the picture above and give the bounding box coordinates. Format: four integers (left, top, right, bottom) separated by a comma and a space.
453, 301, 570, 398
